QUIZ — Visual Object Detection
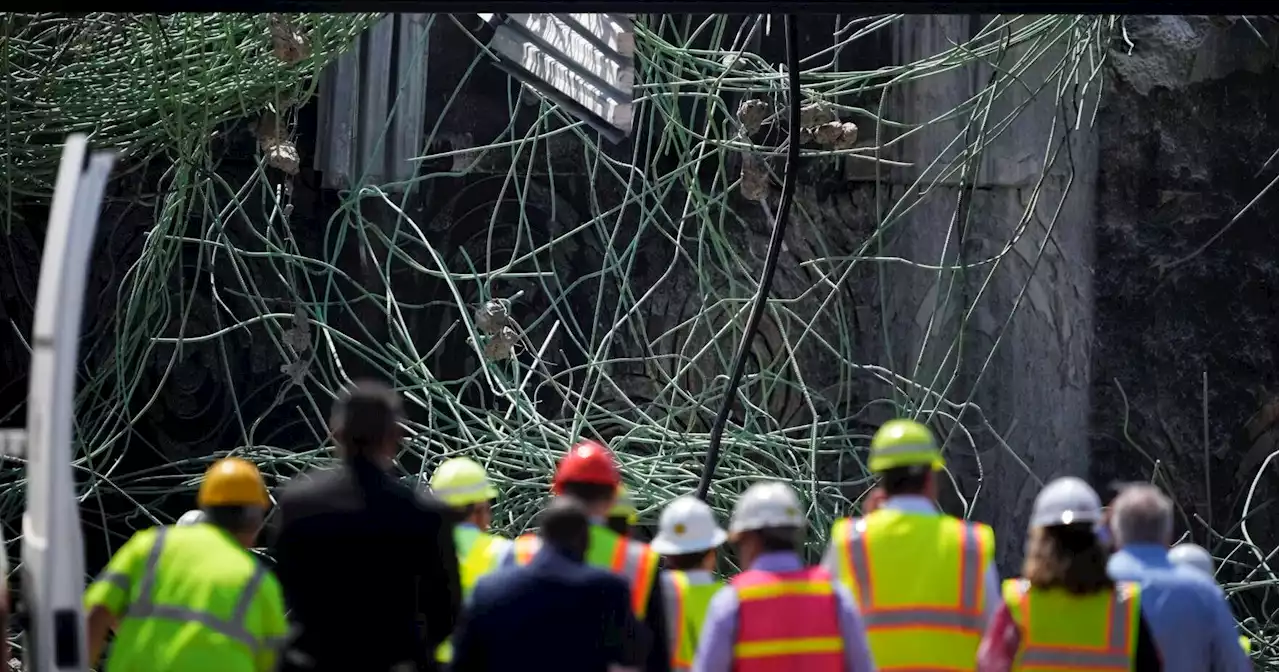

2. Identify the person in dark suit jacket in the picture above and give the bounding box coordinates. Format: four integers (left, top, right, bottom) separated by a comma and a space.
452, 497, 646, 672
272, 380, 462, 672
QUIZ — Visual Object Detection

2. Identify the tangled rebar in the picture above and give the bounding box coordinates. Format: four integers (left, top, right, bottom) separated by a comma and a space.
0, 12, 1273, 667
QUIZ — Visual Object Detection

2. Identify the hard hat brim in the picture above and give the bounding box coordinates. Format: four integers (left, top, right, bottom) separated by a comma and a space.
868, 455, 944, 474
1030, 509, 1101, 529
197, 493, 271, 509
650, 528, 728, 556
441, 485, 499, 507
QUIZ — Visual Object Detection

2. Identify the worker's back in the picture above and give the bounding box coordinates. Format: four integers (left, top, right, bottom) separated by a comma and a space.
453, 539, 643, 672
272, 457, 461, 672
90, 523, 282, 672
1000, 578, 1145, 670
511, 524, 659, 617
1108, 544, 1251, 672
826, 506, 994, 669
659, 569, 722, 671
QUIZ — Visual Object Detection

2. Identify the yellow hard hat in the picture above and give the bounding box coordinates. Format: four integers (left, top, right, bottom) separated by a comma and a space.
867, 419, 944, 473
197, 458, 270, 508
609, 484, 639, 525
430, 457, 498, 507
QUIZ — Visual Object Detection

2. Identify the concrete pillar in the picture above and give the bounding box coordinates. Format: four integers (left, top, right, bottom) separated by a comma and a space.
880, 15, 1099, 571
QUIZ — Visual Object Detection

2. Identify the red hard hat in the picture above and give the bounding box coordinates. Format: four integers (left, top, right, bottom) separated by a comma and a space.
552, 440, 620, 492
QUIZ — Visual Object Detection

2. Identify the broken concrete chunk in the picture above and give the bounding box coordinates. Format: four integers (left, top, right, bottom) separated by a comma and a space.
269, 14, 311, 65
737, 99, 771, 135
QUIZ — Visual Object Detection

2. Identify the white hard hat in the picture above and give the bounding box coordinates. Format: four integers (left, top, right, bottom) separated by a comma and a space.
729, 481, 805, 535
1168, 543, 1215, 576
651, 496, 728, 555
176, 509, 208, 526
1030, 477, 1102, 529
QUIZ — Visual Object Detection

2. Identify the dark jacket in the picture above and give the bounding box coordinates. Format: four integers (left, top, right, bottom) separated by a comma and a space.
498, 528, 672, 672
452, 547, 646, 672
272, 456, 461, 672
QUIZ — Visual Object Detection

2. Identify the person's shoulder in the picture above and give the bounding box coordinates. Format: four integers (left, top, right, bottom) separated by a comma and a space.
277, 466, 343, 502
579, 564, 631, 602
469, 568, 513, 602
1170, 566, 1231, 603
410, 487, 451, 515
257, 565, 287, 604
583, 562, 629, 586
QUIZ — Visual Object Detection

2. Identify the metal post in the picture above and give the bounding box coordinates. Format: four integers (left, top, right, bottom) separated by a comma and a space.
19, 134, 115, 672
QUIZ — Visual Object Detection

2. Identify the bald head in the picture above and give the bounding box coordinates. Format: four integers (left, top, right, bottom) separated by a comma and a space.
1110, 484, 1174, 548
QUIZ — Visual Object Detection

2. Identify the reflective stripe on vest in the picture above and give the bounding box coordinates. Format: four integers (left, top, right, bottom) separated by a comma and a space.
662, 570, 720, 671
124, 526, 270, 652
514, 528, 658, 618
1004, 579, 1138, 671
731, 567, 843, 672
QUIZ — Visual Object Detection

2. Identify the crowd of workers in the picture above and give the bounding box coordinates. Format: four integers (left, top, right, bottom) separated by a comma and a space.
79, 380, 1256, 672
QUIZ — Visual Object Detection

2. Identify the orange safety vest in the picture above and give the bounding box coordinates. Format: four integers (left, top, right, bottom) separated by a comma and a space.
830, 510, 993, 668
731, 566, 844, 672
513, 524, 659, 617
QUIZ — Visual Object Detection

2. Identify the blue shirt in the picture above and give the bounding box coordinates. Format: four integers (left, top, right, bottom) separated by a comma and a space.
1108, 543, 1250, 672
691, 551, 877, 672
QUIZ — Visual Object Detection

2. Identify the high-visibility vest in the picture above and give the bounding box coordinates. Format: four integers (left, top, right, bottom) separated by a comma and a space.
437, 526, 509, 663
828, 509, 995, 669
514, 523, 659, 617
661, 570, 723, 671
87, 525, 284, 672
1002, 578, 1141, 671
730, 566, 844, 672
1240, 635, 1251, 654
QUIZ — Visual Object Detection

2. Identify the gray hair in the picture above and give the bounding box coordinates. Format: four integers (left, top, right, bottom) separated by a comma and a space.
1110, 484, 1174, 547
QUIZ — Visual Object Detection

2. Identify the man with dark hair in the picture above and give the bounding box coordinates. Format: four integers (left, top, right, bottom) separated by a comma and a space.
272, 380, 461, 672
500, 440, 670, 672
821, 418, 1001, 670
452, 497, 643, 672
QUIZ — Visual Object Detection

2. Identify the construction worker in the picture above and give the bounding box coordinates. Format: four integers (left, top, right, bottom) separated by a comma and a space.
1167, 543, 1253, 656
84, 457, 287, 671
503, 439, 670, 672
649, 496, 727, 672
608, 484, 640, 537
976, 476, 1162, 671
430, 456, 511, 666
822, 418, 999, 669
693, 481, 874, 672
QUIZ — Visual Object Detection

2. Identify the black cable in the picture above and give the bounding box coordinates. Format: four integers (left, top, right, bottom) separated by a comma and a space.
695, 14, 803, 502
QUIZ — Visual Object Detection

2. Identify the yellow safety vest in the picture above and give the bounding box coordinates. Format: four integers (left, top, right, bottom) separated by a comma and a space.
514, 524, 659, 617
1240, 635, 1251, 654
437, 526, 508, 663
828, 509, 995, 669
660, 570, 723, 671
84, 524, 285, 672
1002, 578, 1141, 671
